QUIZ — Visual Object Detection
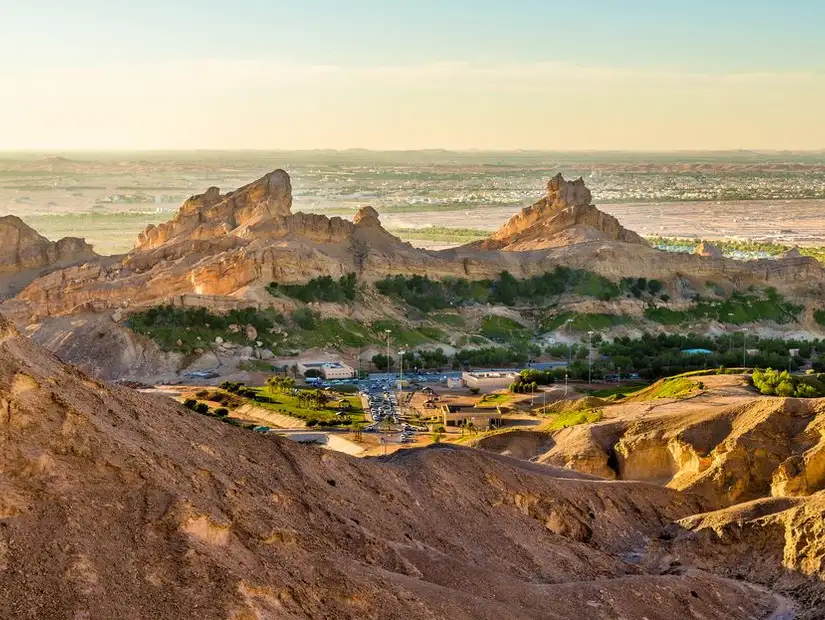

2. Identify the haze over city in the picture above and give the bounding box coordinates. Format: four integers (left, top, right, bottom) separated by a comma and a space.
2, 0, 824, 151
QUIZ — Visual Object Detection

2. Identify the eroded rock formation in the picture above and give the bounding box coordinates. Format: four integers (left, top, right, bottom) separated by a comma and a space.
0, 215, 97, 298
469, 173, 649, 250
3, 170, 825, 331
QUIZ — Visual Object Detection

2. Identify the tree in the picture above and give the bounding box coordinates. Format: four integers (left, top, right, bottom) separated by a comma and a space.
372, 354, 394, 372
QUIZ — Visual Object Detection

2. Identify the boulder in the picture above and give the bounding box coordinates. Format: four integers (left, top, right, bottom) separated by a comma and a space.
245, 325, 258, 341
694, 242, 724, 259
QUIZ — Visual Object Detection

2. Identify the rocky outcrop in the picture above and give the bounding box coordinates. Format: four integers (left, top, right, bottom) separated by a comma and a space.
0, 216, 97, 298
468, 173, 648, 250
0, 216, 96, 276
695, 241, 724, 259
135, 169, 293, 250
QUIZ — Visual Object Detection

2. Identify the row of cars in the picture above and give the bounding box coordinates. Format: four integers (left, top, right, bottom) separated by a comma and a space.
361, 380, 427, 443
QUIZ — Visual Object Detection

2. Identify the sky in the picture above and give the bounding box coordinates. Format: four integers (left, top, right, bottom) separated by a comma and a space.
1, 0, 824, 151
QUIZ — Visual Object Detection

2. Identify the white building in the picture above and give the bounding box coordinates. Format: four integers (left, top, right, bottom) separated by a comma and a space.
297, 361, 355, 380
461, 370, 518, 392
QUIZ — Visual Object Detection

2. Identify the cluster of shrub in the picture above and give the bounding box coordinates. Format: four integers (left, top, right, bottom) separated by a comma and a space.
268, 273, 358, 303
644, 288, 802, 326
220, 382, 275, 404
375, 267, 623, 312
127, 306, 283, 353
508, 369, 555, 393
751, 369, 825, 398
371, 348, 451, 372
183, 399, 229, 417
306, 419, 354, 427
598, 332, 823, 380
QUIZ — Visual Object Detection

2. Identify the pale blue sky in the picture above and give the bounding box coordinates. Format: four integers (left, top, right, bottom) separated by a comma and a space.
1, 0, 823, 150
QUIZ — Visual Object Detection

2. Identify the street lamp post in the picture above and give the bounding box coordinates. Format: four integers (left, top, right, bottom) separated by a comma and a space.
728, 313, 734, 350
564, 373, 569, 396
398, 349, 406, 385
588, 330, 594, 385
742, 327, 749, 369
385, 329, 392, 374
566, 318, 573, 364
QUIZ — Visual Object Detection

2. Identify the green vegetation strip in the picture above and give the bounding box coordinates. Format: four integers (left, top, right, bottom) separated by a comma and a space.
389, 227, 490, 242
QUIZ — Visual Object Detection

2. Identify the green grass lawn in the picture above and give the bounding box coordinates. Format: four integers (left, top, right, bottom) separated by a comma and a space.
431, 313, 467, 328
295, 318, 375, 349
248, 388, 366, 425
474, 393, 515, 409
547, 409, 604, 430
371, 319, 434, 347
480, 315, 531, 344
389, 227, 489, 243
584, 384, 649, 398
630, 377, 698, 400
542, 311, 634, 333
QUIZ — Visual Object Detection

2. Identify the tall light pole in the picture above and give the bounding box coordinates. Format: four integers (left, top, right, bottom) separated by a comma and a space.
588, 330, 594, 385
742, 327, 749, 369
728, 313, 734, 350
564, 373, 569, 396
398, 348, 406, 385
385, 329, 392, 374
566, 318, 574, 364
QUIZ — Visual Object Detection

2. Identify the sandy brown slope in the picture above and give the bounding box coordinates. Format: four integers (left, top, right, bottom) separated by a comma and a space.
0, 314, 787, 619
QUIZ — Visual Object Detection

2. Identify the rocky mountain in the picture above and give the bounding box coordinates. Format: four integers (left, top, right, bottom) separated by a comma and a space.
3, 170, 825, 382
3, 170, 822, 327
0, 312, 797, 618
468, 173, 649, 251
0, 215, 97, 298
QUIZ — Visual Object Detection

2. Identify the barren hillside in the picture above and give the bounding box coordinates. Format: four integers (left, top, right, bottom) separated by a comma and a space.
0, 312, 799, 619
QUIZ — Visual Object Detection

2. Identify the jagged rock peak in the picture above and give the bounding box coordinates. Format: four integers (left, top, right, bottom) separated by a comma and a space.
546, 173, 592, 209
135, 169, 293, 251
781, 246, 803, 259
353, 205, 381, 227
694, 241, 724, 259
0, 215, 96, 276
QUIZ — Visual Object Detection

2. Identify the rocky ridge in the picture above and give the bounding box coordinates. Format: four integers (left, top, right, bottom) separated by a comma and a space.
0, 312, 788, 619
473, 376, 825, 616
4, 170, 823, 328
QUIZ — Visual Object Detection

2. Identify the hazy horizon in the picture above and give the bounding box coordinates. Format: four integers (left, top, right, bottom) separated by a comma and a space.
3, 1, 825, 151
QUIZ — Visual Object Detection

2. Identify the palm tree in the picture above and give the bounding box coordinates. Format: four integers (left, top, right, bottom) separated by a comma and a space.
267, 376, 282, 397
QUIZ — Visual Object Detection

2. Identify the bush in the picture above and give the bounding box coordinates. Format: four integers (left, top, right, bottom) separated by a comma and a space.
268, 273, 358, 303
214, 407, 229, 417
183, 399, 197, 410
291, 307, 318, 330
374, 267, 622, 312
751, 368, 825, 398
194, 402, 210, 414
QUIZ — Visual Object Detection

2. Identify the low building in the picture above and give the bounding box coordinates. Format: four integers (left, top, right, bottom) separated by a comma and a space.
440, 404, 502, 429
461, 370, 518, 392
297, 361, 355, 380
446, 377, 463, 389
